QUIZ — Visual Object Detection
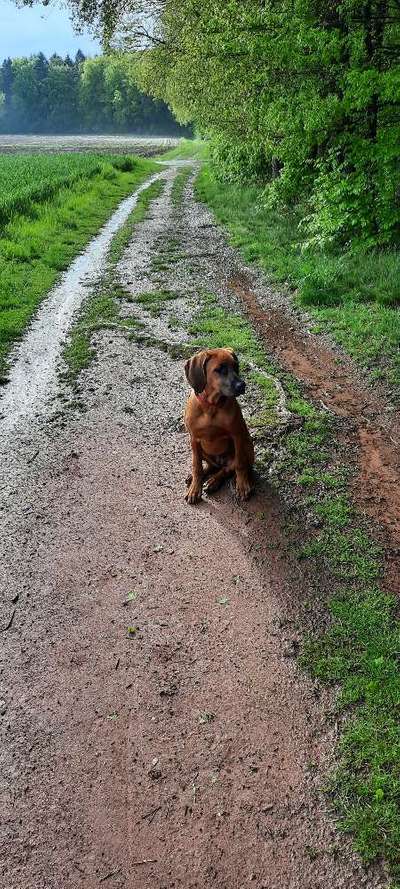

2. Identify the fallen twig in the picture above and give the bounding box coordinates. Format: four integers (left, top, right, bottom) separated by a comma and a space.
73, 862, 86, 876
27, 449, 39, 465
319, 399, 335, 414
141, 805, 161, 824
99, 868, 121, 882
1, 608, 16, 632
132, 859, 157, 866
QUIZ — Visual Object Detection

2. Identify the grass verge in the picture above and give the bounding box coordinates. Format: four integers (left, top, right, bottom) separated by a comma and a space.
188, 292, 400, 884
195, 164, 400, 394
62, 178, 164, 384
0, 154, 158, 381
158, 138, 206, 161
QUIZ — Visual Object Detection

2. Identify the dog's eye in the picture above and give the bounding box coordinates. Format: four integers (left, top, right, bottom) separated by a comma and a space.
215, 364, 227, 375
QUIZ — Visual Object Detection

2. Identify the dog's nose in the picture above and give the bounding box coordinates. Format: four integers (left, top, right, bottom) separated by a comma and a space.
234, 379, 246, 396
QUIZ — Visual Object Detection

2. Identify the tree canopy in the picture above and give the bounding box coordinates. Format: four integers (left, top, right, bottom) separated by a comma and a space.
134, 0, 400, 247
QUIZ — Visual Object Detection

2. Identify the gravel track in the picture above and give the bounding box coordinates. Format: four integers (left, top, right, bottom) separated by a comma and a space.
0, 162, 388, 889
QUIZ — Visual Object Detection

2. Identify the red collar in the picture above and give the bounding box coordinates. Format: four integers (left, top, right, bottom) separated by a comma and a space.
196, 392, 225, 410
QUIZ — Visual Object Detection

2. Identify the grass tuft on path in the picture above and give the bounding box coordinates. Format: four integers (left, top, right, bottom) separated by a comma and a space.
158, 139, 206, 161
0, 154, 158, 381
170, 167, 193, 207
135, 289, 180, 317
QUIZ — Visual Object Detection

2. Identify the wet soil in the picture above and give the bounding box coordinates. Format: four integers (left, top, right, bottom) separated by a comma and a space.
0, 164, 391, 888
227, 275, 400, 573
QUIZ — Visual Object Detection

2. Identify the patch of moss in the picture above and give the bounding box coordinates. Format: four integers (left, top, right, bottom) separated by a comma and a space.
135, 289, 180, 317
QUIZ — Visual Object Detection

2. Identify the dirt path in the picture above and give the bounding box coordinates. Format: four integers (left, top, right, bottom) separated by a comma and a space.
0, 164, 389, 888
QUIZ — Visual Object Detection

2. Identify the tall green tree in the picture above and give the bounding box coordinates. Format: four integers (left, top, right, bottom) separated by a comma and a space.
0, 58, 14, 115
79, 55, 110, 128
11, 57, 44, 130
46, 55, 81, 131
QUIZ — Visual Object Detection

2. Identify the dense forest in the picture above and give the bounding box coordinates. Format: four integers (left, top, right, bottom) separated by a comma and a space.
134, 0, 400, 248
0, 50, 188, 136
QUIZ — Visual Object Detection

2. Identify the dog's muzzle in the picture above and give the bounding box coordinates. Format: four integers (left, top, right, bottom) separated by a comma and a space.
233, 379, 246, 396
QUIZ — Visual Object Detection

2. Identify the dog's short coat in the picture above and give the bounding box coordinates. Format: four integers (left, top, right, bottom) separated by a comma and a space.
184, 348, 254, 504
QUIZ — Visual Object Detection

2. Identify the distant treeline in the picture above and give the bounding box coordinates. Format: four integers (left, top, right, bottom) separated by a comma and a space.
0, 51, 189, 135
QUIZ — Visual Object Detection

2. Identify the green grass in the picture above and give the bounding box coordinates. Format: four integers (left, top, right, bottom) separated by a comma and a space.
272, 388, 400, 879
195, 164, 400, 393
170, 167, 193, 207
189, 294, 265, 365
303, 574, 400, 877
62, 291, 119, 380
0, 152, 113, 225
158, 138, 206, 161
62, 178, 164, 383
0, 154, 158, 379
313, 494, 352, 529
135, 289, 180, 317
149, 233, 185, 276
189, 291, 400, 881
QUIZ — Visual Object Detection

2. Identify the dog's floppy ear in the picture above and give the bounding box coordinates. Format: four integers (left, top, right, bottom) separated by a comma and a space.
185, 350, 209, 394
227, 348, 239, 373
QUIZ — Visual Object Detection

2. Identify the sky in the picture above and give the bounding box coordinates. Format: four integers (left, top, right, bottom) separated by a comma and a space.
0, 0, 100, 59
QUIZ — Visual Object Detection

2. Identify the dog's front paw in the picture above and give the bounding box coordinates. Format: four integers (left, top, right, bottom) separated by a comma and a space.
185, 481, 202, 504
204, 473, 224, 494
235, 475, 252, 502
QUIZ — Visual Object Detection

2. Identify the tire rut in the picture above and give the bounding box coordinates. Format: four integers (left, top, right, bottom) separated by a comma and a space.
225, 274, 400, 579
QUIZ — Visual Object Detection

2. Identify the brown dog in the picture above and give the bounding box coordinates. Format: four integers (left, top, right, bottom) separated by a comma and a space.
184, 348, 254, 504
